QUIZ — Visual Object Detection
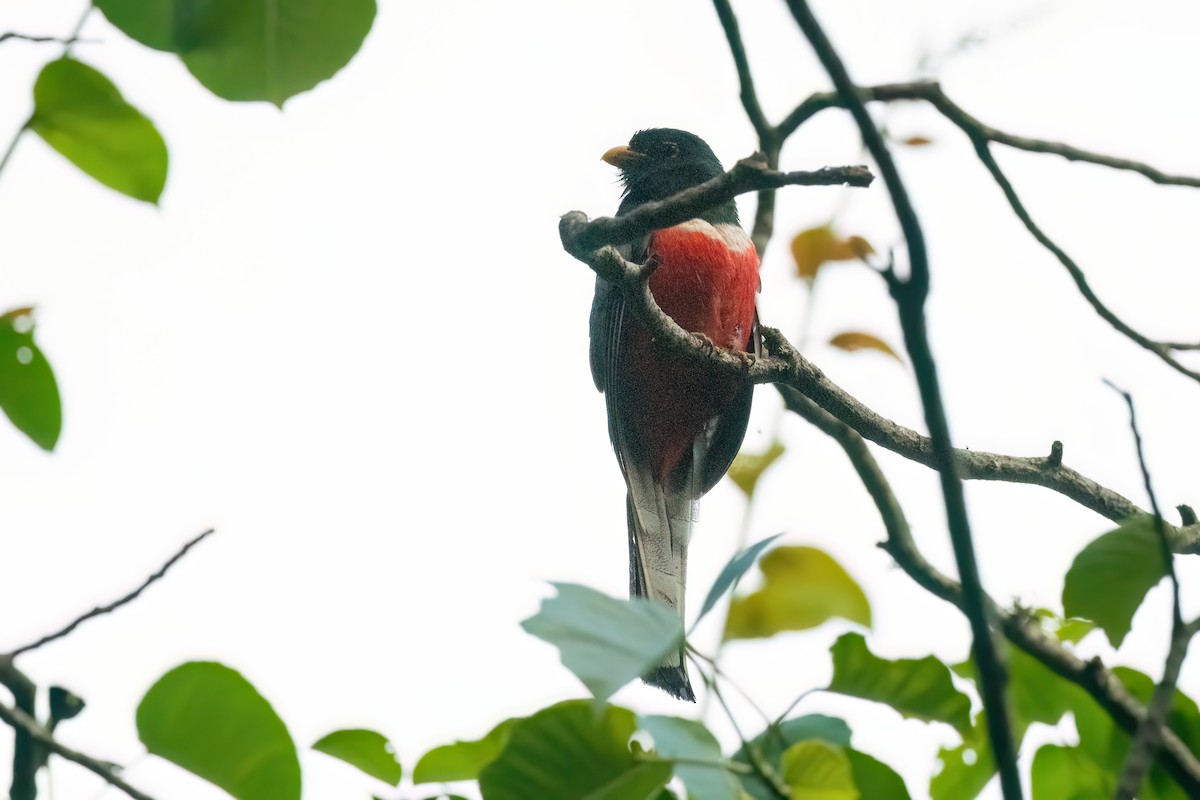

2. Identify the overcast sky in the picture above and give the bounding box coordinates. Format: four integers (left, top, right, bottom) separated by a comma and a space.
1, 0, 1198, 798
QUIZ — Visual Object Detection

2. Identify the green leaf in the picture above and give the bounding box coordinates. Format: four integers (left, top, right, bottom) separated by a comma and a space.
0, 308, 61, 451
639, 715, 742, 800
941, 638, 1099, 798
1062, 515, 1168, 648
95, 0, 376, 106
1030, 744, 1112, 800
724, 547, 870, 640
312, 728, 401, 786
694, 534, 782, 627
733, 715, 852, 800
780, 740, 859, 800
846, 749, 910, 799
1055, 617, 1097, 645
478, 700, 670, 800
929, 714, 994, 800
728, 441, 785, 498
827, 633, 972, 734
521, 583, 682, 701
955, 646, 1085, 734
1070, 667, 1200, 800
137, 661, 299, 800
29, 58, 167, 203
412, 718, 520, 784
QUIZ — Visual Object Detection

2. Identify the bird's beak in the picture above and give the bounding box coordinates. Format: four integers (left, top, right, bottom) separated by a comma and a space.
601, 145, 645, 169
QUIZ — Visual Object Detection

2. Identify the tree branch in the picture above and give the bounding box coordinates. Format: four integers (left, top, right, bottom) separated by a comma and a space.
782, 4, 1022, 794
563, 156, 871, 256
6, 529, 215, 659
709, 0, 785, 256
778, 385, 1200, 796
1108, 385, 1192, 799
774, 80, 1200, 381
710, 0, 772, 146
0, 701, 155, 800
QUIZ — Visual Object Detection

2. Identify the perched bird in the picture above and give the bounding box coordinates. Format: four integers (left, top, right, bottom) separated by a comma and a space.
589, 129, 760, 701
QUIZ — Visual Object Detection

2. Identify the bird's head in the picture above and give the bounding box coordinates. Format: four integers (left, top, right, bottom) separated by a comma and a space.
603, 128, 735, 222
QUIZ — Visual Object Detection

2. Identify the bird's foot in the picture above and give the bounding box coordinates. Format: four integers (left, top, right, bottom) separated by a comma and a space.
691, 332, 717, 356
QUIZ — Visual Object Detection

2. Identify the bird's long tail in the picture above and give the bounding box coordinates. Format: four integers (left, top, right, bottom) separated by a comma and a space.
626, 474, 695, 702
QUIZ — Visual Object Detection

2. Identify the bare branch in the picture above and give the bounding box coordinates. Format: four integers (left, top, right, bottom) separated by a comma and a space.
966, 140, 1200, 382
0, 701, 155, 800
562, 155, 871, 256
710, 0, 772, 145
6, 529, 215, 659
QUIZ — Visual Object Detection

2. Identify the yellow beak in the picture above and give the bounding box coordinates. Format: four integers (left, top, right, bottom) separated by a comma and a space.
601, 145, 645, 169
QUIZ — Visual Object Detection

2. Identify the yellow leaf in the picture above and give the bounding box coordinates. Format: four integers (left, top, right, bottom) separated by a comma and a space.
828, 331, 901, 362
791, 226, 875, 283
901, 135, 934, 146
724, 546, 871, 640
727, 440, 786, 499
843, 236, 875, 259
791, 225, 838, 282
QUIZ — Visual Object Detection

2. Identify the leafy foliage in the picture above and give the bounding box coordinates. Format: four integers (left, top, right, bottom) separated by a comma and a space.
29, 58, 167, 203
790, 225, 874, 283
827, 331, 901, 362
312, 728, 402, 786
694, 533, 783, 626
1063, 515, 1168, 648
733, 715, 853, 800
94, 0, 376, 106
640, 715, 744, 800
724, 547, 870, 640
827, 633, 972, 734
728, 441, 786, 499
0, 308, 61, 450
413, 718, 521, 784
137, 661, 300, 800
522, 583, 682, 700
780, 740, 859, 799
477, 700, 671, 800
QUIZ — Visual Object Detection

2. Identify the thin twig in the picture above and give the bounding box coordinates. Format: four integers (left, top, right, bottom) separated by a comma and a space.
6, 529, 215, 658
1106, 384, 1191, 799
781, 4, 1022, 795
686, 644, 774, 728
0, 120, 29, 179
705, 668, 791, 799
0, 702, 155, 800
0, 33, 85, 46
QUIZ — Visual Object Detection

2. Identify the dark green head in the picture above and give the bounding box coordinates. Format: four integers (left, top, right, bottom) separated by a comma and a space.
603, 128, 737, 224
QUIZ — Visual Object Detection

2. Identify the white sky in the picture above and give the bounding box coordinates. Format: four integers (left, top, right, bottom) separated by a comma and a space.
1, 0, 1198, 798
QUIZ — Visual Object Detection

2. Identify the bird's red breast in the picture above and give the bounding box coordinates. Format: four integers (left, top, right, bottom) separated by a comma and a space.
617, 220, 760, 483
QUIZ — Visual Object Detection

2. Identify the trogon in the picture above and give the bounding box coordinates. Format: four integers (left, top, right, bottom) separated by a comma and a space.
589, 129, 760, 701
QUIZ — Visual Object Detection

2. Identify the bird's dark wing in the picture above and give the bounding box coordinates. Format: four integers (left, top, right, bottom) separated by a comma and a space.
698, 310, 761, 494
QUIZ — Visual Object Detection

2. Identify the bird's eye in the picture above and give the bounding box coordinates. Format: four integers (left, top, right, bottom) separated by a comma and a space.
661, 142, 679, 158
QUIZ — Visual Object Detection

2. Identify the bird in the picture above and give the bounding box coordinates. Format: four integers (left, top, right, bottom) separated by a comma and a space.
589, 129, 760, 701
